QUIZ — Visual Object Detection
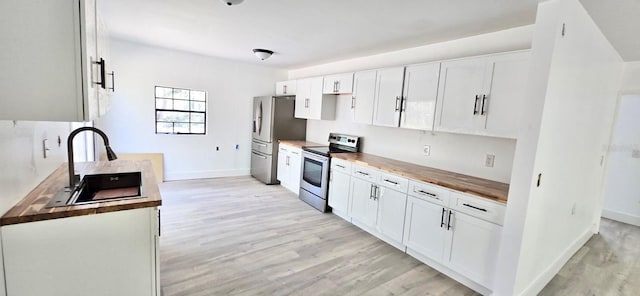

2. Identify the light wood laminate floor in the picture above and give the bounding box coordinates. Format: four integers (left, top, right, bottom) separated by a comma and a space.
158, 176, 640, 296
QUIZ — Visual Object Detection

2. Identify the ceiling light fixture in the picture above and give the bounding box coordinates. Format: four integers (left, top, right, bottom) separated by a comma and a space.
253, 49, 273, 60
220, 0, 243, 6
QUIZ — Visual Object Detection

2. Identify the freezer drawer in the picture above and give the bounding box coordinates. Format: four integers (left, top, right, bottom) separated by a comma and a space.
251, 139, 273, 155
251, 150, 277, 184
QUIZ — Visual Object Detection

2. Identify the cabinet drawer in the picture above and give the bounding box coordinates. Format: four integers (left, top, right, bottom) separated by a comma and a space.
377, 172, 408, 193
451, 192, 506, 225
331, 158, 352, 174
408, 180, 450, 207
351, 164, 379, 182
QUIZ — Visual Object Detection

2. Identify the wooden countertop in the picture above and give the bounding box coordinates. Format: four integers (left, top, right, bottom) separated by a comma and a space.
1, 160, 162, 226
279, 140, 325, 149
332, 153, 509, 203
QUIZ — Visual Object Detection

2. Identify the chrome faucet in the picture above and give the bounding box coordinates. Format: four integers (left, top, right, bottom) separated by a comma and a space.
67, 127, 118, 189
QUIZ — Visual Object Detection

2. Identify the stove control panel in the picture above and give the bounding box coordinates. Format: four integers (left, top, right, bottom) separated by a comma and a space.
328, 133, 360, 150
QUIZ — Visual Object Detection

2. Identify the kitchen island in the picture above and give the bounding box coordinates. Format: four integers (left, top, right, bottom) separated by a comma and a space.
0, 160, 161, 296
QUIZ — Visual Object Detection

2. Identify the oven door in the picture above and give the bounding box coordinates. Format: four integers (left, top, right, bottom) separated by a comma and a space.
300, 151, 329, 198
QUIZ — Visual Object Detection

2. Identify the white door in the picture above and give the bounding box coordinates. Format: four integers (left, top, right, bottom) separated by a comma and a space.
288, 148, 302, 192
601, 95, 640, 226
349, 178, 377, 227
373, 67, 405, 127
276, 146, 288, 185
352, 70, 377, 124
436, 58, 487, 133
328, 170, 351, 214
403, 196, 448, 263
376, 187, 408, 245
483, 52, 530, 138
400, 63, 441, 130
443, 211, 502, 288
295, 78, 310, 118
307, 76, 325, 119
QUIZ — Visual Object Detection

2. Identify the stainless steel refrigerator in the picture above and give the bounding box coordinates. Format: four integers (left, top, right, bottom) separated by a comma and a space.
251, 96, 307, 184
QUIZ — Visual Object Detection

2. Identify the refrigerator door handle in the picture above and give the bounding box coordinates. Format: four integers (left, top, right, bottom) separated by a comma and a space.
257, 101, 263, 135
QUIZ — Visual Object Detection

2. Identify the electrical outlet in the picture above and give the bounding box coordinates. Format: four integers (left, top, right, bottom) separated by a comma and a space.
423, 145, 431, 156
485, 154, 495, 168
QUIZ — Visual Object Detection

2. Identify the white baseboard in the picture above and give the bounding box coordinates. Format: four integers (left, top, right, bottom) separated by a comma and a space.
601, 209, 640, 227
518, 227, 593, 296
164, 169, 250, 181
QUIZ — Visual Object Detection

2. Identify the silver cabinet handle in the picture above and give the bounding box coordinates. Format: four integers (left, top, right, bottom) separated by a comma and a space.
305, 98, 309, 108
256, 143, 267, 147
374, 185, 379, 200
447, 210, 453, 230
356, 171, 369, 176
383, 179, 398, 185
107, 71, 115, 92
463, 203, 488, 212
473, 95, 480, 115
93, 58, 106, 89
336, 164, 346, 169
369, 184, 375, 199
283, 84, 287, 94
395, 96, 401, 111
440, 208, 446, 228
351, 97, 356, 109
416, 189, 441, 201
481, 94, 487, 115
333, 81, 338, 93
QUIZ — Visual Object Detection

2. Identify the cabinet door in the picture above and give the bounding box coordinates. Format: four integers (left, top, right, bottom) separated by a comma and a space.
436, 58, 487, 133
294, 78, 310, 118
443, 211, 502, 288
403, 196, 448, 263
276, 80, 296, 96
400, 63, 441, 130
96, 0, 111, 118
483, 53, 529, 138
373, 67, 405, 127
276, 147, 289, 185
288, 148, 302, 192
336, 74, 354, 94
352, 70, 377, 124
349, 178, 378, 227
323, 77, 337, 94
307, 76, 325, 119
376, 187, 408, 245
328, 170, 351, 214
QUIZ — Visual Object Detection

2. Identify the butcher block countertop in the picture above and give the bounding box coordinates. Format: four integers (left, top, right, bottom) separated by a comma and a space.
1, 160, 162, 226
279, 140, 325, 148
332, 153, 509, 204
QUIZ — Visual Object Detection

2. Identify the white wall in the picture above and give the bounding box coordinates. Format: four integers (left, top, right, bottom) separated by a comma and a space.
495, 0, 623, 295
96, 40, 288, 181
601, 95, 640, 226
620, 61, 640, 92
289, 26, 534, 183
0, 120, 75, 296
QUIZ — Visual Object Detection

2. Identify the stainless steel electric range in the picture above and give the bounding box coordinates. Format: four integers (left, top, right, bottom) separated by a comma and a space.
299, 133, 360, 212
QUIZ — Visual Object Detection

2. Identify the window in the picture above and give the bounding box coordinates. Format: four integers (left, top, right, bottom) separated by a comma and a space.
155, 86, 206, 135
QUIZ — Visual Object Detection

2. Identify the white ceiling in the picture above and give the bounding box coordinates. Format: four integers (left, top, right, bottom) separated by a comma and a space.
103, 0, 539, 68
580, 0, 640, 62
103, 0, 640, 69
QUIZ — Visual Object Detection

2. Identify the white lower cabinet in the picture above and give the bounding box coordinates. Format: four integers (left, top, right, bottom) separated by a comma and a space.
2, 208, 160, 296
332, 161, 505, 294
444, 211, 502, 288
404, 196, 449, 262
277, 144, 302, 193
375, 186, 407, 246
328, 158, 352, 220
349, 177, 378, 228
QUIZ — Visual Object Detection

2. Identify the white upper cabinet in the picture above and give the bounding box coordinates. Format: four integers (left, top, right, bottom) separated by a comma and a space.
0, 0, 113, 122
373, 67, 405, 127
400, 62, 441, 130
435, 51, 530, 138
295, 77, 336, 120
276, 80, 297, 96
351, 70, 377, 125
323, 73, 354, 94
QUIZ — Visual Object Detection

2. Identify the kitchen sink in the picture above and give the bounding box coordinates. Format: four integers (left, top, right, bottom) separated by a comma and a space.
46, 172, 143, 208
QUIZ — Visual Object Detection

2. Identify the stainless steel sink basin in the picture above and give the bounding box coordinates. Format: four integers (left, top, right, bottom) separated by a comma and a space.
46, 172, 143, 208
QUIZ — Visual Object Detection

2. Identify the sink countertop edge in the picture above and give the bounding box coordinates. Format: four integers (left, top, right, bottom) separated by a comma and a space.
0, 160, 162, 226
